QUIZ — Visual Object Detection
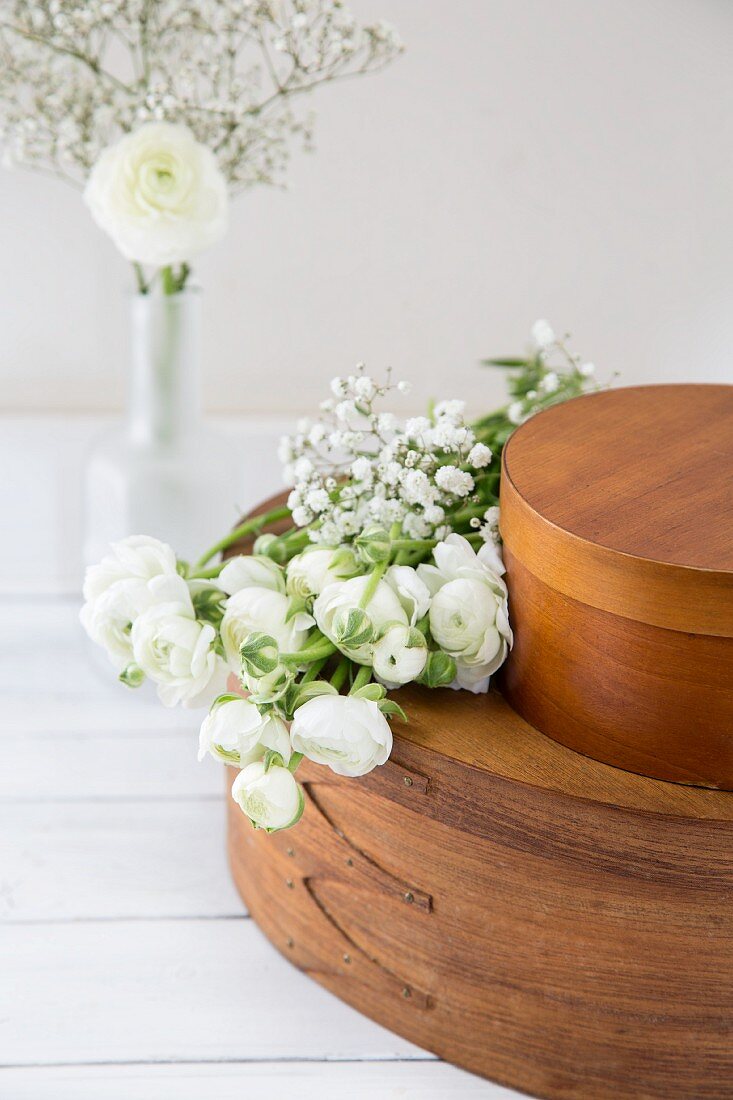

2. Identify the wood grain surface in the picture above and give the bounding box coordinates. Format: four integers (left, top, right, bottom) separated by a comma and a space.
228, 681, 733, 1099
500, 384, 733, 634
499, 384, 733, 787
226, 485, 733, 1099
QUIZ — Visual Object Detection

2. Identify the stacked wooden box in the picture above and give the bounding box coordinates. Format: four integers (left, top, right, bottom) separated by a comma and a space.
228, 385, 733, 1099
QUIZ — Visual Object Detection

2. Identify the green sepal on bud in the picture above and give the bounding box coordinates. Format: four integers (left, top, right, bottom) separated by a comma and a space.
355, 526, 391, 565
240, 632, 280, 677
351, 682, 387, 702
191, 586, 227, 629
332, 606, 374, 649
176, 559, 190, 578
418, 649, 457, 689
378, 698, 408, 722
285, 594, 310, 622
253, 533, 278, 555
119, 663, 145, 688
254, 533, 288, 564
262, 748, 286, 772
288, 680, 339, 713
210, 692, 245, 710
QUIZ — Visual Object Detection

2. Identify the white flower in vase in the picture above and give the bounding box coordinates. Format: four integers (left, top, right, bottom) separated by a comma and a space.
131, 574, 227, 707
199, 698, 291, 768
220, 587, 312, 672
231, 761, 304, 832
290, 695, 392, 777
84, 122, 229, 266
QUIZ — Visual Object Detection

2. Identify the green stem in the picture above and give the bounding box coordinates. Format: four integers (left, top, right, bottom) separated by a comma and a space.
281, 637, 336, 666
349, 665, 372, 694
194, 505, 291, 568
159, 263, 191, 295
299, 657, 329, 685
188, 564, 225, 580
133, 262, 148, 295
160, 265, 176, 295
287, 751, 304, 774
358, 559, 388, 609
329, 657, 350, 692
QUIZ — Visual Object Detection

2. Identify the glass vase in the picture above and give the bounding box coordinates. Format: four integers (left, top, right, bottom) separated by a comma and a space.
83, 287, 242, 568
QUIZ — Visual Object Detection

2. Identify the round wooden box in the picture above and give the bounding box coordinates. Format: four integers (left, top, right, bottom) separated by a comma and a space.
499, 383, 733, 789
228, 685, 733, 1100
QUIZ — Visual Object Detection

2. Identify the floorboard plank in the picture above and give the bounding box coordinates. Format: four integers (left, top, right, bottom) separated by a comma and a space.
0, 1060, 509, 1099
0, 731, 221, 800
0, 801, 243, 922
0, 920, 429, 1067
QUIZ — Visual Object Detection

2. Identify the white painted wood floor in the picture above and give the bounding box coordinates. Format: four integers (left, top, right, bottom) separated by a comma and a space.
0, 419, 521, 1099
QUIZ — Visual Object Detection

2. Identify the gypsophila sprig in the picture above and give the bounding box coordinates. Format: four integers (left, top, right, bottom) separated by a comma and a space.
478, 320, 603, 440
81, 321, 609, 834
280, 366, 501, 547
0, 1, 402, 189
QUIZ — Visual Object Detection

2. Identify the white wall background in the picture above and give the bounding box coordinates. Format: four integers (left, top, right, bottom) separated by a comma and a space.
0, 0, 731, 419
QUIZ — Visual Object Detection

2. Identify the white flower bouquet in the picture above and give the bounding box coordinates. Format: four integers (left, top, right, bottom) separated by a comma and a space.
82, 325, 602, 834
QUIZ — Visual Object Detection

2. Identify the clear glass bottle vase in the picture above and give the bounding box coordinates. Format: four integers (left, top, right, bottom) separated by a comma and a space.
83, 288, 241, 567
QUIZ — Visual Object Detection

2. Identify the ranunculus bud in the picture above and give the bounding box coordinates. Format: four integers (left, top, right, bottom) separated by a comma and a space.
331, 606, 375, 649
218, 555, 285, 595
231, 761, 304, 832
419, 649, 457, 688
355, 526, 391, 565
372, 624, 427, 686
199, 698, 291, 767
286, 546, 360, 599
240, 632, 280, 677
220, 587, 310, 672
313, 575, 407, 663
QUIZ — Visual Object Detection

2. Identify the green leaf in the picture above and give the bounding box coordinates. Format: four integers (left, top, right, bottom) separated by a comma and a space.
290, 681, 339, 710
378, 699, 409, 722
480, 357, 528, 368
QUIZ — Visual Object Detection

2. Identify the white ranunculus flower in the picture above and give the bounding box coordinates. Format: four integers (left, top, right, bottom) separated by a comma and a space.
420, 534, 512, 694
218, 555, 285, 596
198, 698, 291, 767
372, 623, 428, 687
231, 761, 304, 832
384, 564, 431, 624
313, 575, 407, 663
80, 535, 179, 670
290, 695, 392, 777
131, 574, 227, 707
220, 587, 311, 672
84, 122, 229, 265
286, 546, 359, 599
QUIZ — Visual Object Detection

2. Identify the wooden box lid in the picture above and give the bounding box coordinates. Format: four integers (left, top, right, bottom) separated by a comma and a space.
499, 383, 733, 788
500, 383, 733, 636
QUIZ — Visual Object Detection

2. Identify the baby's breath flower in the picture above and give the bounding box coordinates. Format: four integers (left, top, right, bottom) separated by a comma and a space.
434, 466, 474, 497
0, 2, 403, 191
468, 442, 493, 468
